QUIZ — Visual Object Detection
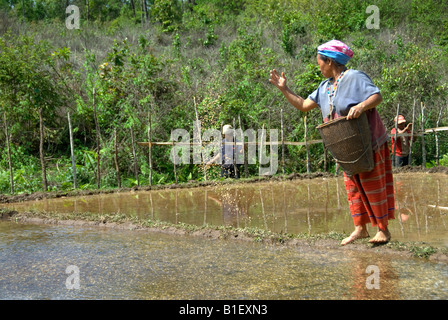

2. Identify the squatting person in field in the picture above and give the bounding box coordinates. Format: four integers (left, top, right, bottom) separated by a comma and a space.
269, 40, 395, 245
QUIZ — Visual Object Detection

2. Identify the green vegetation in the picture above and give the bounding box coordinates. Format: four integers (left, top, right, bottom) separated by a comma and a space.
1, 0, 447, 194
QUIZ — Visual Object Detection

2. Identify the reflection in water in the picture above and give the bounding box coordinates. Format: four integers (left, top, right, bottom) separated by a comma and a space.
347, 254, 400, 300
1, 173, 447, 247
0, 221, 446, 300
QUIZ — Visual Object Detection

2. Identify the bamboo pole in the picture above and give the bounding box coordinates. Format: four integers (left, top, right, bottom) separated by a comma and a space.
238, 114, 248, 178
204, 189, 207, 225
393, 103, 400, 167
193, 97, 207, 181
259, 124, 265, 176
150, 190, 154, 220
280, 108, 285, 175
259, 189, 267, 230
114, 128, 121, 188
38, 107, 48, 192
409, 99, 416, 166
172, 140, 178, 184
282, 182, 287, 233
434, 104, 444, 166
93, 88, 101, 189
67, 111, 77, 189
233, 117, 238, 178
130, 125, 139, 186
304, 115, 310, 173
307, 183, 311, 234
421, 102, 426, 169
148, 109, 152, 186
3, 111, 14, 194
137, 140, 324, 147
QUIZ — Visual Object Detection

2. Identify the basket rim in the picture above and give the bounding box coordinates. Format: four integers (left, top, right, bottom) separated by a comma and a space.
316, 116, 349, 129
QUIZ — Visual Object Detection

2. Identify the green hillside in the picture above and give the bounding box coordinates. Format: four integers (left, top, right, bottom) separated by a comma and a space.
0, 0, 447, 193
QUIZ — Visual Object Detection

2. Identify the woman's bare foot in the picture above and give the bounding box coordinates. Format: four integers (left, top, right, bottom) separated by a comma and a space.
341, 225, 370, 246
369, 228, 391, 244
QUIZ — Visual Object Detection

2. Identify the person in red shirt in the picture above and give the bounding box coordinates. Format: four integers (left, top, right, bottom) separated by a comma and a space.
390, 115, 413, 167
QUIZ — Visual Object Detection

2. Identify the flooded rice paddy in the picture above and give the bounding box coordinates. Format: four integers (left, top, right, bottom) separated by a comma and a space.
2, 173, 447, 247
0, 221, 447, 300
0, 172, 447, 299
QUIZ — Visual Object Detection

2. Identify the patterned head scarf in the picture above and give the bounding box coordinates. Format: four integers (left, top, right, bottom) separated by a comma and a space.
317, 40, 353, 65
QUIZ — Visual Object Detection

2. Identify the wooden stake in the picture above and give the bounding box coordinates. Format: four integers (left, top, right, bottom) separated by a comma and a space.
93, 87, 101, 189
233, 117, 238, 178
38, 107, 48, 192
148, 109, 152, 186
393, 103, 400, 167
435, 104, 444, 166
238, 114, 248, 178
114, 128, 121, 188
259, 124, 265, 176
172, 139, 178, 184
3, 111, 14, 194
280, 108, 285, 175
67, 111, 77, 189
304, 115, 310, 173
409, 99, 416, 166
130, 125, 139, 186
193, 97, 207, 181
421, 103, 426, 169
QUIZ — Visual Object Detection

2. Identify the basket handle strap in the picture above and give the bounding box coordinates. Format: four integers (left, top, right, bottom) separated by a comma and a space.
333, 144, 372, 164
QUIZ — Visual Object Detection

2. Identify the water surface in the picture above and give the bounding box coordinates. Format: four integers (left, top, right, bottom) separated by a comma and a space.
0, 221, 446, 300
2, 173, 447, 247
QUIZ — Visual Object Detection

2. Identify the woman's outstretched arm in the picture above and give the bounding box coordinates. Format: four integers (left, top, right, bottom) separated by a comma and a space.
269, 69, 318, 113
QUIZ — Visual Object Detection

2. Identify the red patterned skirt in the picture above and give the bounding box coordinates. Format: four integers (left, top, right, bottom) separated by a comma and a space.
343, 142, 395, 230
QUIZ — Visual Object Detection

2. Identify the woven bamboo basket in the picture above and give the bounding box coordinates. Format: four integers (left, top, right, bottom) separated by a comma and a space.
317, 113, 374, 176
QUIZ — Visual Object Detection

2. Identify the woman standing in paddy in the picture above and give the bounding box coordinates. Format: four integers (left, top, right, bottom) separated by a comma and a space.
269, 40, 395, 245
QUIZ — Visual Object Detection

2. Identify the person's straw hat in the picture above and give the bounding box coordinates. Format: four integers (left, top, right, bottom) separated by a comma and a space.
394, 115, 406, 124
222, 124, 233, 135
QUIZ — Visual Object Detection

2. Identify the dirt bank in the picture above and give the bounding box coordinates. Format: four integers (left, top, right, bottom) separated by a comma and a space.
2, 208, 447, 264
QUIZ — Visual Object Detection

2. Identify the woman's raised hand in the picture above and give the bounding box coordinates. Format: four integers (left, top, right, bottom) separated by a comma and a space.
269, 69, 287, 91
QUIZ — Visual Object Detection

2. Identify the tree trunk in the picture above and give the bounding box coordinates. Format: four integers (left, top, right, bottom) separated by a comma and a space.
3, 111, 14, 194
130, 0, 136, 18
143, 0, 148, 22
188, 0, 196, 11
39, 108, 48, 192
141, 0, 145, 26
